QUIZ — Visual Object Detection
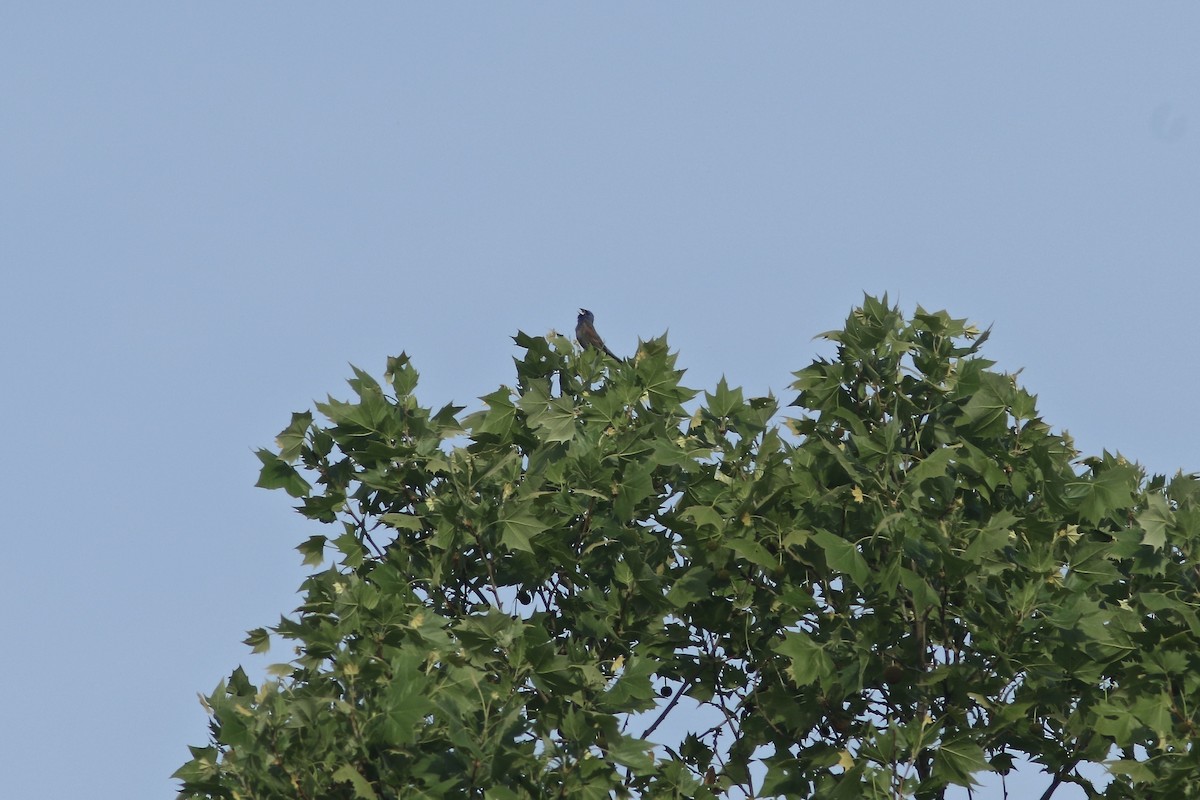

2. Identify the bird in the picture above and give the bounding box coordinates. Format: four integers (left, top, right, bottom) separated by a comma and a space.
575, 308, 618, 359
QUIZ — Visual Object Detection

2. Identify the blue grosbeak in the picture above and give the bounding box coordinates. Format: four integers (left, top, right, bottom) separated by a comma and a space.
575, 308, 618, 359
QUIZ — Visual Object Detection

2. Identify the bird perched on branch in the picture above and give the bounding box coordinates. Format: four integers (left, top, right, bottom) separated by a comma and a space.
575, 308, 618, 359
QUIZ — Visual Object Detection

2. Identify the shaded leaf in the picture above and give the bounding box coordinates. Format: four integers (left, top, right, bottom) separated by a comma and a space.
332, 765, 379, 800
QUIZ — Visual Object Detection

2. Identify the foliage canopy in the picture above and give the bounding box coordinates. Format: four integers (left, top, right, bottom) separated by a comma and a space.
177, 297, 1200, 799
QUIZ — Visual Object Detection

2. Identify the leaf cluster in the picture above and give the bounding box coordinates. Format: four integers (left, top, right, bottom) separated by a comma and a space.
177, 297, 1200, 799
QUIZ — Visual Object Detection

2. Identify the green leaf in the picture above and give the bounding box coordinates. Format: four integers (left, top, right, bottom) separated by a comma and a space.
963, 511, 1017, 562
517, 383, 577, 444
612, 558, 634, 587
605, 657, 658, 711
812, 530, 868, 585
1132, 693, 1173, 740
499, 509, 546, 553
376, 654, 435, 745
1069, 457, 1140, 524
380, 513, 424, 532
384, 353, 419, 397
773, 632, 833, 686
472, 387, 518, 437
347, 363, 383, 396
905, 447, 956, 488
1136, 493, 1172, 550
332, 764, 379, 800
931, 736, 987, 787
1107, 759, 1156, 783
334, 530, 365, 567
607, 734, 656, 771
242, 627, 270, 654
705, 376, 744, 419
679, 505, 724, 530
957, 371, 1011, 436
296, 535, 327, 566
614, 459, 655, 521
899, 567, 940, 615
727, 536, 776, 569
274, 411, 313, 462
667, 567, 716, 607
254, 449, 311, 497
1091, 700, 1140, 743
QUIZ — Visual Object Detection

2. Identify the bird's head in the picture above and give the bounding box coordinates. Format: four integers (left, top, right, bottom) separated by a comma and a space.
578, 308, 593, 323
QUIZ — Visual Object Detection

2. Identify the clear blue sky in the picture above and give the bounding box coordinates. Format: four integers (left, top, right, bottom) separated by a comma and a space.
3, 5, 1198, 799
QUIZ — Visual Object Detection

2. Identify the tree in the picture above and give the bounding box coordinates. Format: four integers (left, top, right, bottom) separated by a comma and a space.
176, 296, 1200, 799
